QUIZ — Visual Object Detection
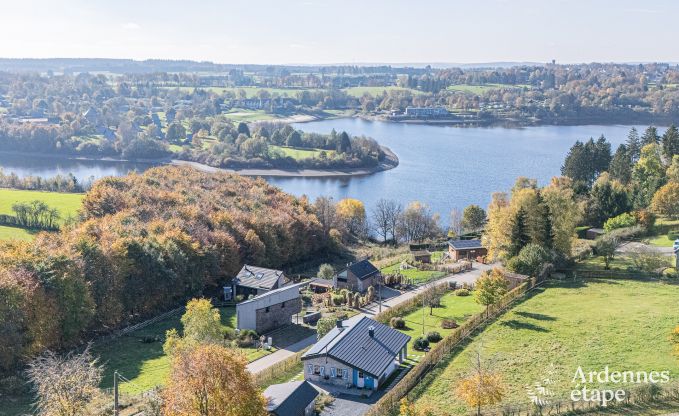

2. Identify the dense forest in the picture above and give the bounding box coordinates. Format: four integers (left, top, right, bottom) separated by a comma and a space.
0, 166, 328, 375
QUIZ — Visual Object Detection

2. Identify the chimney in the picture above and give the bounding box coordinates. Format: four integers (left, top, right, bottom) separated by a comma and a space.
336, 319, 343, 329
368, 325, 375, 338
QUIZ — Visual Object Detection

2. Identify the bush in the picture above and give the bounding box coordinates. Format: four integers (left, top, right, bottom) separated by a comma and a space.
390, 316, 405, 329
604, 212, 637, 233
413, 337, 429, 351
426, 331, 442, 342
332, 294, 345, 306
441, 319, 458, 329
454, 288, 470, 296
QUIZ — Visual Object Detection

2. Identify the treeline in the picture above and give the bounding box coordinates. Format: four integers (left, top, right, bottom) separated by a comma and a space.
9, 201, 60, 230
0, 169, 85, 192
0, 166, 327, 375
562, 124, 679, 223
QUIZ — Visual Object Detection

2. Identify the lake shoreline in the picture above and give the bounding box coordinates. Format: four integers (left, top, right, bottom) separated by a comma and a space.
171, 145, 399, 178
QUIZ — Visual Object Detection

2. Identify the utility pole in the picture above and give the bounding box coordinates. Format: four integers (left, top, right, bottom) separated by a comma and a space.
378, 274, 382, 313
113, 371, 119, 416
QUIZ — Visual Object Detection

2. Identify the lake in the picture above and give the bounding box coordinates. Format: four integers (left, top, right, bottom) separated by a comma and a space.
0, 121, 659, 218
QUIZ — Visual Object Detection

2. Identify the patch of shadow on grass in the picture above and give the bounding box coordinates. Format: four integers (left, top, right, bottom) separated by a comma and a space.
499, 319, 550, 333
515, 311, 556, 321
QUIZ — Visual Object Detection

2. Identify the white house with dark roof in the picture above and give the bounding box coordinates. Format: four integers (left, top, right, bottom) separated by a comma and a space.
232, 265, 285, 297
301, 315, 410, 391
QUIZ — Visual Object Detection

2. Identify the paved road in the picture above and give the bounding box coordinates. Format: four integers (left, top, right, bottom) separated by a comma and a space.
617, 241, 675, 256
246, 263, 493, 374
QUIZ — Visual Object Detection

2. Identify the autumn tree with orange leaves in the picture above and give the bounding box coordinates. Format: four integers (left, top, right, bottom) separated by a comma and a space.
162, 344, 267, 416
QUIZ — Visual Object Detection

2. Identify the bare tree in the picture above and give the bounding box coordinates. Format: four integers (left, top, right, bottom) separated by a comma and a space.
26, 347, 105, 416
371, 199, 402, 244
397, 201, 441, 242
313, 196, 337, 238
449, 208, 464, 238
628, 245, 671, 275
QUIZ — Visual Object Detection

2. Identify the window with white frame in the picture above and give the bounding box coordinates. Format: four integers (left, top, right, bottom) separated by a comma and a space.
313, 365, 320, 375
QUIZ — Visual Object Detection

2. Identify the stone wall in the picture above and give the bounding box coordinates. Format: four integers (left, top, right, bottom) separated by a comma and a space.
254, 298, 301, 334
302, 356, 354, 388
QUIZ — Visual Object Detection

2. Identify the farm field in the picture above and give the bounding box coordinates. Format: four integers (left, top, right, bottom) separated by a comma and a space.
411, 279, 679, 415
397, 292, 484, 358
221, 108, 279, 122
0, 188, 83, 221
94, 307, 274, 395
0, 189, 84, 240
342, 86, 424, 97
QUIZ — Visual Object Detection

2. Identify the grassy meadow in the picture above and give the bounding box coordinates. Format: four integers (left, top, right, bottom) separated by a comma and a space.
342, 86, 424, 97
94, 307, 274, 394
270, 145, 332, 160
0, 188, 84, 240
411, 279, 679, 415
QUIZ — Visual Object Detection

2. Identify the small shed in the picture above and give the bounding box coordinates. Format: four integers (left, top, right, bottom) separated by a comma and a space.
307, 278, 333, 293
586, 228, 605, 240
411, 250, 432, 264
448, 239, 487, 261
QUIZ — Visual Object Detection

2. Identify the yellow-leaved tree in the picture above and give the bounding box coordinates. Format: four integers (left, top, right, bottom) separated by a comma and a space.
455, 351, 505, 416
336, 198, 367, 237
162, 343, 267, 416
163, 298, 222, 356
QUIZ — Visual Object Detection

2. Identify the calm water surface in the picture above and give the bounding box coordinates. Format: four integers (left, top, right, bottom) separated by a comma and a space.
0, 121, 660, 217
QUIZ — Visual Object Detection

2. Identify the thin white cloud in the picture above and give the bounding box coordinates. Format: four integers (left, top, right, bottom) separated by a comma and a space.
122, 22, 141, 30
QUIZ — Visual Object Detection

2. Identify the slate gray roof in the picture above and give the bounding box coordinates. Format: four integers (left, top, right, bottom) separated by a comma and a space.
264, 381, 318, 416
448, 239, 484, 250
303, 315, 410, 378
234, 265, 284, 290
346, 259, 379, 280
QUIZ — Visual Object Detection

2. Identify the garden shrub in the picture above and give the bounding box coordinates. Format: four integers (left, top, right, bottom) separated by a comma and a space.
413, 337, 429, 351
426, 331, 442, 342
441, 319, 458, 329
332, 294, 345, 306
455, 288, 470, 296
604, 212, 637, 233
390, 316, 405, 329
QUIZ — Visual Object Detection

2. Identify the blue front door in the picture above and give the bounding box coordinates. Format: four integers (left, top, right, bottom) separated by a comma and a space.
365, 376, 374, 389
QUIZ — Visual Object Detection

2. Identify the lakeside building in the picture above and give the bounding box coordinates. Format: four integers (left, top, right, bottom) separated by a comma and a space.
404, 106, 449, 118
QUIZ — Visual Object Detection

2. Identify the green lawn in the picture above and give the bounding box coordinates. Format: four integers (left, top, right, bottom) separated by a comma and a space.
381, 262, 445, 284
342, 86, 424, 97
270, 145, 332, 160
648, 217, 679, 248
412, 279, 679, 415
0, 189, 83, 240
94, 307, 274, 394
0, 225, 35, 240
397, 293, 484, 358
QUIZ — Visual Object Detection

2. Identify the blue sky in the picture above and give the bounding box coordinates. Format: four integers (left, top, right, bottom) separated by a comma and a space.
0, 0, 676, 64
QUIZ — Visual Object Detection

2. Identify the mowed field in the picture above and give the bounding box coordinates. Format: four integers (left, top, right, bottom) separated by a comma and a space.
411, 279, 679, 415
0, 189, 84, 240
